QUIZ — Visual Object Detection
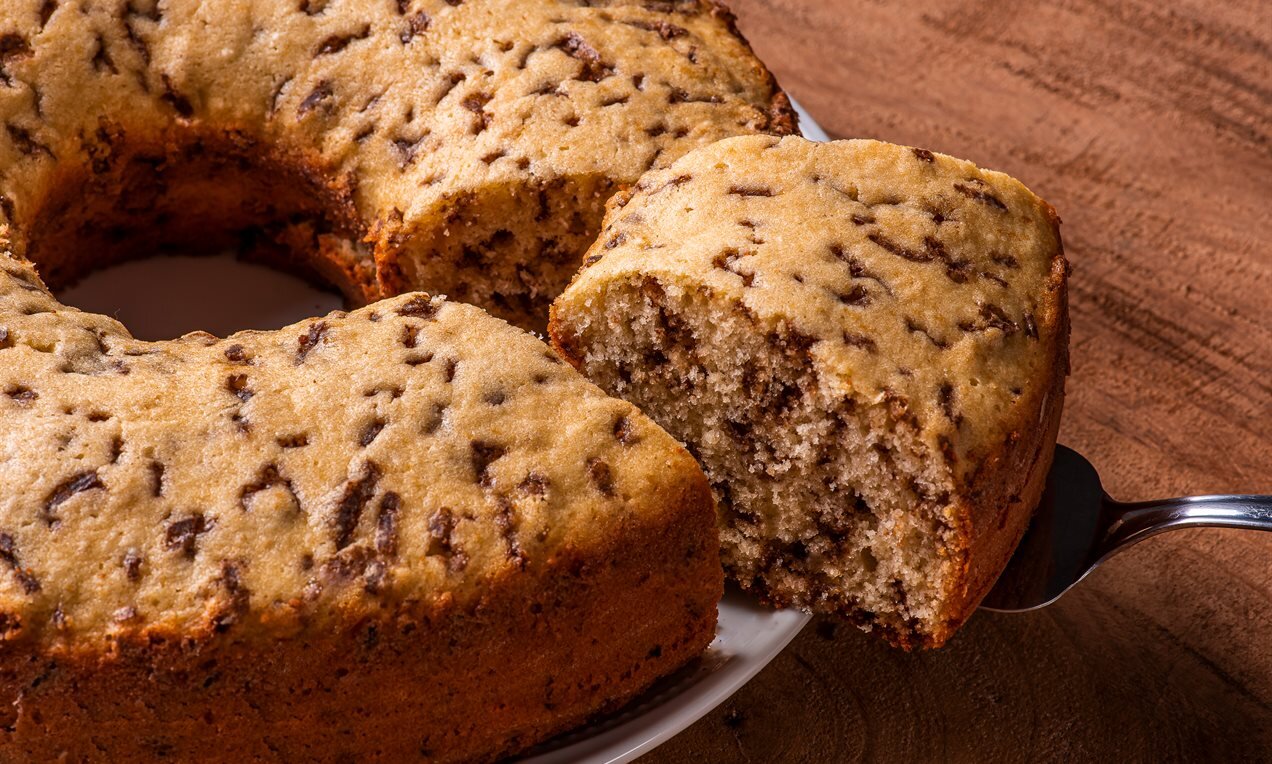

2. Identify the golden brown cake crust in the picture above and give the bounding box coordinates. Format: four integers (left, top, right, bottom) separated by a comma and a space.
550, 136, 1069, 648
0, 0, 797, 329
0, 265, 723, 758
2, 474, 719, 763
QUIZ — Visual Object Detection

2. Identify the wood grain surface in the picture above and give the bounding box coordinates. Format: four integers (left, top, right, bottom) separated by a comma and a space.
646, 1, 1272, 761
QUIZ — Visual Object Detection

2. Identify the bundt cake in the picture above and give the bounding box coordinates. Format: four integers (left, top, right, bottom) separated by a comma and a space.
550, 135, 1070, 648
1, 0, 794, 331
0, 0, 798, 759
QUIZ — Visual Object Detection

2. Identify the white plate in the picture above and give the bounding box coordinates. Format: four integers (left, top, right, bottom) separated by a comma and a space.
59, 100, 830, 764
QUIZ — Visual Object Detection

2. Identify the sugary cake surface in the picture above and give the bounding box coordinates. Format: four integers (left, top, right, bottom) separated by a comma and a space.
0, 267, 708, 642
561, 135, 1062, 472
552, 135, 1068, 646
0, 0, 794, 327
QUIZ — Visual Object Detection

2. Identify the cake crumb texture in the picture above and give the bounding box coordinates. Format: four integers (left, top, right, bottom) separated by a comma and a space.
552, 135, 1069, 648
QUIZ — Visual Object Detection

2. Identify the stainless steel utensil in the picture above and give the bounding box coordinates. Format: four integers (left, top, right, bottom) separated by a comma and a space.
980, 445, 1272, 612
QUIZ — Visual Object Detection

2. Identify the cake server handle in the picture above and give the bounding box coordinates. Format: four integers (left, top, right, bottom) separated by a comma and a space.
1095, 494, 1272, 563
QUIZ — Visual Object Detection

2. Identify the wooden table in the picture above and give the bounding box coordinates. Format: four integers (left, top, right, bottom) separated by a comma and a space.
648, 1, 1272, 760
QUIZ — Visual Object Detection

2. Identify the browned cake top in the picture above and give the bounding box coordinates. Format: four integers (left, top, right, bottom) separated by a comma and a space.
557, 135, 1067, 479
0, 0, 791, 262
0, 262, 706, 643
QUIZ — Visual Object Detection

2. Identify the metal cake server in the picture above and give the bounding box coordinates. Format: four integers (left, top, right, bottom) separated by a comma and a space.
980, 445, 1272, 612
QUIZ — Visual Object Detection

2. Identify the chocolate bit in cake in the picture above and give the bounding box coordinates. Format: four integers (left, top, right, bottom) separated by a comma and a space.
494, 496, 527, 569
953, 181, 1008, 211
375, 492, 400, 557
122, 549, 143, 582
470, 441, 506, 488
586, 457, 615, 496
331, 461, 382, 550
5, 123, 53, 158
421, 401, 447, 434
43, 470, 104, 526
401, 324, 420, 348
911, 147, 936, 163
297, 80, 334, 118
427, 508, 468, 572
959, 302, 1018, 335
359, 417, 386, 447
868, 232, 932, 264
518, 472, 549, 497
461, 92, 493, 133
225, 374, 253, 402
836, 284, 872, 306
240, 463, 301, 514
37, 1, 55, 29
400, 12, 430, 43
613, 415, 639, 445
149, 460, 165, 497
5, 384, 36, 404
314, 25, 370, 57
223, 344, 252, 365
0, 533, 41, 594
213, 560, 251, 632
938, 382, 964, 426
555, 32, 613, 82
396, 295, 438, 319
276, 433, 309, 449
295, 321, 329, 364
728, 185, 774, 198
159, 74, 194, 118
841, 332, 878, 352
904, 317, 950, 349
164, 513, 211, 559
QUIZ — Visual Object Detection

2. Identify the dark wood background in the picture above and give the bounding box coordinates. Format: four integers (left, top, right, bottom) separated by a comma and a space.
647, 1, 1272, 760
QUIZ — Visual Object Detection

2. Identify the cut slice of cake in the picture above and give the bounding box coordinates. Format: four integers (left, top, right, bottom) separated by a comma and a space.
550, 135, 1069, 648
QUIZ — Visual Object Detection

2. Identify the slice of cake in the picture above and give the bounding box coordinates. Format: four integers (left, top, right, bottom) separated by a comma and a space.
550, 135, 1069, 648
0, 270, 720, 760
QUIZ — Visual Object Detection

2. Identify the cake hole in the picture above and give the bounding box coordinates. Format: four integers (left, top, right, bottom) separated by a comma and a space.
18, 130, 361, 340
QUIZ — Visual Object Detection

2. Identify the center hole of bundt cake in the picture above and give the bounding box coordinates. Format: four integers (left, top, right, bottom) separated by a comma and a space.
16, 130, 368, 337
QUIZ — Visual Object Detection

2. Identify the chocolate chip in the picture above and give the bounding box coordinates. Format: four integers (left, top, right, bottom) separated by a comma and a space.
331, 462, 382, 550
314, 25, 370, 56
375, 492, 400, 557
276, 433, 309, 449
240, 463, 301, 514
555, 32, 613, 82
297, 80, 334, 117
5, 384, 36, 404
295, 321, 329, 364
396, 296, 438, 319
122, 549, 143, 582
586, 457, 615, 496
613, 415, 639, 445
518, 472, 548, 497
149, 460, 165, 497
911, 147, 936, 163
225, 374, 253, 402
359, 418, 386, 447
223, 344, 251, 365
164, 513, 211, 559
0, 533, 40, 594
954, 181, 1008, 211
43, 471, 103, 526
728, 185, 774, 198
471, 441, 506, 487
